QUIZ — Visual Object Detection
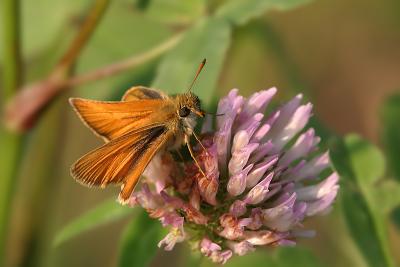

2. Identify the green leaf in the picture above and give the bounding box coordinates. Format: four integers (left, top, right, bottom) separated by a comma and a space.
146, 0, 205, 24
201, 247, 323, 267
152, 18, 231, 108
308, 117, 336, 147
391, 206, 400, 230
74, 0, 173, 100
372, 179, 400, 214
342, 134, 385, 186
134, 0, 151, 10
381, 93, 400, 181
54, 198, 133, 246
275, 247, 324, 267
23, 0, 80, 52
118, 210, 165, 267
216, 0, 313, 26
330, 135, 394, 267
4, 0, 87, 59
379, 94, 400, 221
182, 251, 203, 267
340, 186, 388, 267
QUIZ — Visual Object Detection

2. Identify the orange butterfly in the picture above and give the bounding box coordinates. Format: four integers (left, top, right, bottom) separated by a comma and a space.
70, 60, 207, 204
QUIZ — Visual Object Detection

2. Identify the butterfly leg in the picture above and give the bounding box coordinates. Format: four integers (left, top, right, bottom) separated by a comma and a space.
192, 131, 210, 156
175, 149, 185, 163
185, 135, 207, 178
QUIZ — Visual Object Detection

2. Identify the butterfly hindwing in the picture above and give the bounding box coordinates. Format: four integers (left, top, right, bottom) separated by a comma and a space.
122, 86, 168, 101
71, 125, 171, 203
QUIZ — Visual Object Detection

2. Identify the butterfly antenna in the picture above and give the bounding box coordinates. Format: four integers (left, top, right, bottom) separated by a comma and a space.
206, 112, 225, 117
188, 58, 207, 92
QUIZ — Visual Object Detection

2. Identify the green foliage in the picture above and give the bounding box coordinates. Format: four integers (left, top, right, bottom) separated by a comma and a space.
380, 94, 400, 230
54, 199, 134, 246
20, 0, 87, 59
216, 0, 313, 26
201, 247, 323, 267
0, 129, 22, 263
152, 18, 231, 108
342, 134, 385, 185
371, 179, 400, 214
77, 3, 171, 73
339, 186, 388, 267
381, 93, 400, 181
0, 0, 23, 263
118, 210, 166, 267
6, 0, 400, 266
330, 134, 395, 267
146, 0, 205, 24
391, 206, 400, 230
75, 1, 173, 99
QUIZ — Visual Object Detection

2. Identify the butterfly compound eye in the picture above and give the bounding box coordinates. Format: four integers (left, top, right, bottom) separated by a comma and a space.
179, 106, 191, 117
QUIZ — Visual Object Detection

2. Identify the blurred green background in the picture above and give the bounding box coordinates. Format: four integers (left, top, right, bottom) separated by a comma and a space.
1, 0, 400, 267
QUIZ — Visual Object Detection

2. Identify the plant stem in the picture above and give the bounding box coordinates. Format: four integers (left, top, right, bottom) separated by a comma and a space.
0, 0, 111, 264
0, 0, 22, 264
65, 33, 183, 87
56, 0, 110, 74
4, 0, 112, 132
19, 99, 67, 267
1, 0, 22, 103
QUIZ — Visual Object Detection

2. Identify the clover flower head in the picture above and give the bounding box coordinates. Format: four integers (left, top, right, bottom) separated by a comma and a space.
130, 88, 339, 264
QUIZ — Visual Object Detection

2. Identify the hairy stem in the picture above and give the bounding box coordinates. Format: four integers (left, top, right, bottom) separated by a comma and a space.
4, 0, 112, 132
0, 0, 111, 264
1, 0, 22, 103
0, 0, 22, 264
66, 32, 183, 87
56, 0, 110, 73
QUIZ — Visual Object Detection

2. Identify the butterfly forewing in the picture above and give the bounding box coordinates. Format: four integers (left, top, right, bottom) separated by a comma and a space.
69, 96, 170, 141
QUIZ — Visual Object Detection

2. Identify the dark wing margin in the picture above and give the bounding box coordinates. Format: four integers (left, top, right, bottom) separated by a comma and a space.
121, 86, 168, 101
70, 125, 171, 204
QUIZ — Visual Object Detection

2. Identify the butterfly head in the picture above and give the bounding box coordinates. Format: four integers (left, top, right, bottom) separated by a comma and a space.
178, 92, 205, 118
